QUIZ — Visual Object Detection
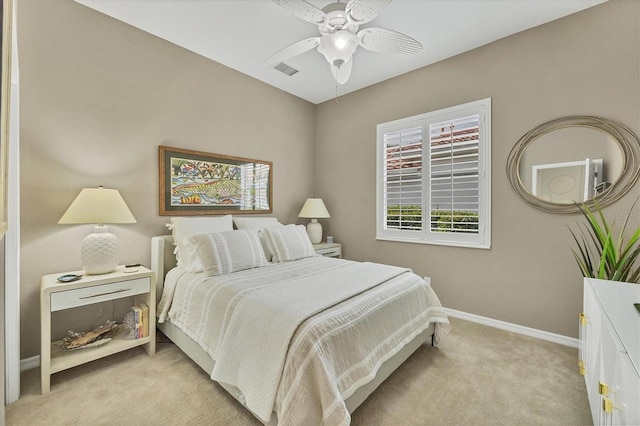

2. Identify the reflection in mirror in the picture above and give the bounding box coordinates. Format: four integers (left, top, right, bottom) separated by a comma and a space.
519, 127, 622, 203
531, 158, 603, 204
507, 116, 640, 214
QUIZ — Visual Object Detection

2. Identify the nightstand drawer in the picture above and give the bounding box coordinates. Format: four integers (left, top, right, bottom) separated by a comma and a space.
315, 247, 341, 257
50, 277, 150, 312
313, 242, 342, 258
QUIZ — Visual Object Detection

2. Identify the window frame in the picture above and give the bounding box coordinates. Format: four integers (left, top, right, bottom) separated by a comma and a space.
376, 98, 491, 249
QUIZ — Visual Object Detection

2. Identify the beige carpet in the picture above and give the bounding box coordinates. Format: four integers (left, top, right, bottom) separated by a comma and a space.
6, 317, 592, 425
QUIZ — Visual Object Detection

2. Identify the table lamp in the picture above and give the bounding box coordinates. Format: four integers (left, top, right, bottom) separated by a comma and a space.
298, 198, 330, 244
58, 186, 136, 275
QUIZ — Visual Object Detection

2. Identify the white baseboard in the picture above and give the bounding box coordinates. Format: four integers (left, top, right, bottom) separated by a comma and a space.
20, 309, 578, 371
444, 308, 579, 349
21, 355, 40, 372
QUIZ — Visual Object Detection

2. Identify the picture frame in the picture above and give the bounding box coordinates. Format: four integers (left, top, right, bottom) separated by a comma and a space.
159, 146, 273, 216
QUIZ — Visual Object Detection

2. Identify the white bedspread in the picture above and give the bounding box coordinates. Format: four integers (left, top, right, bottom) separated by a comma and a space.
157, 256, 450, 425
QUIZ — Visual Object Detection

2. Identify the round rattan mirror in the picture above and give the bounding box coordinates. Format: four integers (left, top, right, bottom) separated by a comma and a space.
506, 116, 640, 214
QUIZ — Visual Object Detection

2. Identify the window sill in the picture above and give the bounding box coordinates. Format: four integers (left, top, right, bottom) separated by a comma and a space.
375, 236, 490, 250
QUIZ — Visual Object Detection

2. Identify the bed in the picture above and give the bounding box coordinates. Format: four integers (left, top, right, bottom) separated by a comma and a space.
151, 217, 450, 425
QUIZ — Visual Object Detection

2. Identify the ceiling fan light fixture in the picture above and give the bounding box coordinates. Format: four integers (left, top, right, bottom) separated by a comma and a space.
271, 0, 418, 86
318, 30, 358, 68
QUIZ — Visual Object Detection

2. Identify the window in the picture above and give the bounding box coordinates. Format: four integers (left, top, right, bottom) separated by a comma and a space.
376, 98, 491, 248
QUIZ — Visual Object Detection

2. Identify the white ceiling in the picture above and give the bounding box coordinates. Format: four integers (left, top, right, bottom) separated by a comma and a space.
75, 0, 606, 105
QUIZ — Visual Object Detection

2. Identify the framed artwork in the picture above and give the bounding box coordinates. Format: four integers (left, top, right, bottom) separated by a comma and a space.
159, 146, 272, 216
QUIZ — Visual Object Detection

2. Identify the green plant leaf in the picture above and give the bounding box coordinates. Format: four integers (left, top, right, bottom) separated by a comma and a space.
568, 227, 594, 277
569, 195, 640, 284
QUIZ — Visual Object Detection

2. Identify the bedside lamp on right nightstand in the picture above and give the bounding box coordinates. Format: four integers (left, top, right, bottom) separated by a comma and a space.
298, 198, 330, 244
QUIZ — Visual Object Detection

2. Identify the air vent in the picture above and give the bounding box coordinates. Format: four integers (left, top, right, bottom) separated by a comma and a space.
274, 62, 299, 76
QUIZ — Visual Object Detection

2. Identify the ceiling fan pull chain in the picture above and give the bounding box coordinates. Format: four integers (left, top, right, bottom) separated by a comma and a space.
335, 85, 340, 106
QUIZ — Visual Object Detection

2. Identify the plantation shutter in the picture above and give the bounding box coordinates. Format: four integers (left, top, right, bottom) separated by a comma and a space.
376, 97, 490, 248
429, 114, 480, 234
383, 126, 423, 231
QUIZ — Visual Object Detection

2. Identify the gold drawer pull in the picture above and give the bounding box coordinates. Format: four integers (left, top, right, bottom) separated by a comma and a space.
599, 381, 608, 396
579, 312, 588, 326
79, 288, 131, 299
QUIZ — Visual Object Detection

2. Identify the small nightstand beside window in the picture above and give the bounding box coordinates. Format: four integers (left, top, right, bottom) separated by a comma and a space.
40, 265, 156, 394
313, 242, 342, 258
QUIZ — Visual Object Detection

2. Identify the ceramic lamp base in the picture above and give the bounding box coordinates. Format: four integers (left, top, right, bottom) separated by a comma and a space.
306, 219, 323, 244
81, 226, 119, 275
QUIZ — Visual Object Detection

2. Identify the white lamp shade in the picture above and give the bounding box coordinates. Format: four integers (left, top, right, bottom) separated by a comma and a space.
59, 187, 135, 275
58, 187, 136, 225
298, 198, 330, 219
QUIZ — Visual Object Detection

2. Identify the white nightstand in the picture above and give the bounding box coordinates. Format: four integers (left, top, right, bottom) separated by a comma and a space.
313, 242, 342, 258
40, 265, 156, 394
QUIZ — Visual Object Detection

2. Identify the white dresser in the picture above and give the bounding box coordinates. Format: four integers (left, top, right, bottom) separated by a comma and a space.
580, 278, 640, 425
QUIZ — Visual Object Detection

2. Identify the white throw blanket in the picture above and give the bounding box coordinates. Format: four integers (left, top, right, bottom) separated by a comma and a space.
211, 261, 410, 423
277, 272, 448, 425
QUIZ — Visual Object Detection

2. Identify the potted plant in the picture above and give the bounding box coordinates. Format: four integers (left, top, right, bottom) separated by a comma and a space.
569, 196, 640, 283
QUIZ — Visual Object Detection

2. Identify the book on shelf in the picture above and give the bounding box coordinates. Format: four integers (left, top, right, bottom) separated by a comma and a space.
139, 302, 149, 338
127, 302, 149, 340
131, 305, 142, 339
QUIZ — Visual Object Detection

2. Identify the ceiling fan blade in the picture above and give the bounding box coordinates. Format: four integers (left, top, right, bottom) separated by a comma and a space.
267, 37, 320, 66
346, 0, 392, 25
271, 0, 326, 25
358, 27, 422, 55
330, 58, 353, 85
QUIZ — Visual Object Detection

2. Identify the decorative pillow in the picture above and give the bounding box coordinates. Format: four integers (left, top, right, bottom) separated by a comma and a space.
168, 215, 233, 272
191, 229, 268, 276
233, 216, 285, 261
263, 224, 315, 263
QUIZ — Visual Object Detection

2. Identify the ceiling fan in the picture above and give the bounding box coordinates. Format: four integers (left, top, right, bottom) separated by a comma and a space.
268, 0, 422, 85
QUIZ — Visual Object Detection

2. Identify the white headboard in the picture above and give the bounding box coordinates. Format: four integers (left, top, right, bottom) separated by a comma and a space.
151, 235, 177, 304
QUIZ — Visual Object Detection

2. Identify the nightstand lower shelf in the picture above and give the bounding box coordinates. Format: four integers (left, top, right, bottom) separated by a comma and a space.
50, 327, 152, 374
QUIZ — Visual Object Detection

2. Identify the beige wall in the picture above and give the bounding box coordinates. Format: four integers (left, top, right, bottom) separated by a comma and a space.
315, 0, 640, 339
18, 0, 316, 358
16, 0, 640, 359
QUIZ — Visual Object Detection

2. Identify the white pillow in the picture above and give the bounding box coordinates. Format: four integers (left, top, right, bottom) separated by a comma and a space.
169, 215, 233, 272
233, 216, 284, 261
263, 224, 315, 263
192, 229, 268, 276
